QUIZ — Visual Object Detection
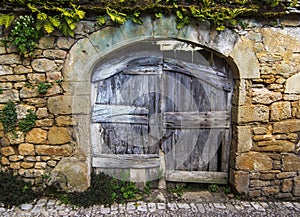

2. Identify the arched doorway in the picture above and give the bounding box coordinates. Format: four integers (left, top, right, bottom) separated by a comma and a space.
90, 40, 233, 183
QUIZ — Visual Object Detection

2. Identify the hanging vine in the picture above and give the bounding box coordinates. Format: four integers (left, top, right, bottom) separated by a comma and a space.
0, 0, 297, 55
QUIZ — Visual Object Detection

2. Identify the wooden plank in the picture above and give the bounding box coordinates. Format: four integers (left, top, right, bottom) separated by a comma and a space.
123, 66, 162, 75
92, 154, 160, 169
163, 111, 229, 129
92, 104, 148, 124
163, 59, 230, 91
166, 170, 228, 184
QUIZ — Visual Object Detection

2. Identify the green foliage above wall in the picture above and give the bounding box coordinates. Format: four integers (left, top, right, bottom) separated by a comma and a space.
0, 0, 297, 55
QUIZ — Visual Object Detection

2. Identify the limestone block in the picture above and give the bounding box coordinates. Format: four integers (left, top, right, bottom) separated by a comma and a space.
262, 186, 280, 196
237, 126, 252, 153
252, 88, 282, 105
0, 82, 13, 90
49, 157, 89, 192
35, 119, 54, 127
35, 162, 47, 169
43, 84, 63, 96
282, 154, 300, 172
46, 71, 62, 82
9, 155, 23, 161
38, 36, 55, 49
1, 156, 10, 165
47, 95, 90, 115
19, 143, 35, 155
229, 38, 260, 79
56, 116, 77, 126
1, 146, 16, 156
47, 96, 72, 115
294, 176, 300, 196
14, 65, 32, 74
271, 101, 291, 121
36, 108, 49, 119
273, 119, 300, 133
27, 73, 46, 84
236, 152, 273, 171
43, 49, 67, 59
0, 54, 22, 64
237, 105, 269, 123
262, 28, 300, 53
18, 168, 44, 178
26, 128, 47, 144
229, 169, 249, 194
20, 87, 39, 99
35, 144, 73, 156
282, 179, 293, 193
285, 73, 300, 94
48, 127, 71, 145
10, 162, 20, 169
31, 59, 57, 72
0, 89, 20, 103
0, 75, 26, 82
7, 131, 25, 145
57, 37, 75, 50
21, 162, 34, 169
256, 140, 295, 152
16, 104, 36, 119
0, 65, 13, 76
250, 180, 271, 188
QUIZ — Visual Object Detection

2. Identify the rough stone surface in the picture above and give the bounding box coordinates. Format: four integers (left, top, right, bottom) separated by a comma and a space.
270, 101, 291, 121
230, 170, 249, 194
26, 129, 47, 144
285, 73, 300, 93
237, 105, 269, 123
35, 145, 73, 156
282, 154, 300, 172
236, 152, 273, 171
236, 126, 252, 153
19, 143, 35, 155
48, 127, 71, 145
273, 119, 300, 133
252, 88, 282, 105
49, 157, 88, 192
31, 59, 57, 72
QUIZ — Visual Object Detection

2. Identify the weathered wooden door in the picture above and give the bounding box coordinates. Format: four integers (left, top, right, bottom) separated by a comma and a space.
91, 54, 232, 184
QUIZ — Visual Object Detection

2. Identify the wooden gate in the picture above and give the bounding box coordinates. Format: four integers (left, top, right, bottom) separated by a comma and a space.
91, 53, 233, 184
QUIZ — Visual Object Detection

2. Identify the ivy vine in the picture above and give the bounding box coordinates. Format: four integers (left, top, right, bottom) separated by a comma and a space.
0, 0, 296, 55
0, 101, 37, 134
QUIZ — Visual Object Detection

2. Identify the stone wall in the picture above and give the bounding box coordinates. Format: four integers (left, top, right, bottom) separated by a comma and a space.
0, 16, 300, 199
230, 23, 300, 200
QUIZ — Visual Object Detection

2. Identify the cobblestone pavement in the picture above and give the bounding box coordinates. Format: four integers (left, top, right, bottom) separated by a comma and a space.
0, 198, 300, 217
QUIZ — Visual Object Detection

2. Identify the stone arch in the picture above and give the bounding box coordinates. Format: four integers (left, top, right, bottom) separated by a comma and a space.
61, 16, 260, 190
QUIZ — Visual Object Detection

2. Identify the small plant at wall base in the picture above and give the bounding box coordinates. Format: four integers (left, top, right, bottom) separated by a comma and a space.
0, 171, 38, 207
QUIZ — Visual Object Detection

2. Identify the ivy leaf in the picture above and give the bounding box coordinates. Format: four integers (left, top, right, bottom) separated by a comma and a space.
65, 17, 77, 30
49, 16, 60, 27
176, 10, 183, 19
97, 16, 106, 26
37, 12, 47, 21
106, 7, 127, 25
155, 13, 162, 18
75, 9, 86, 19
0, 13, 15, 28
43, 21, 55, 33
27, 3, 39, 13
131, 17, 143, 25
